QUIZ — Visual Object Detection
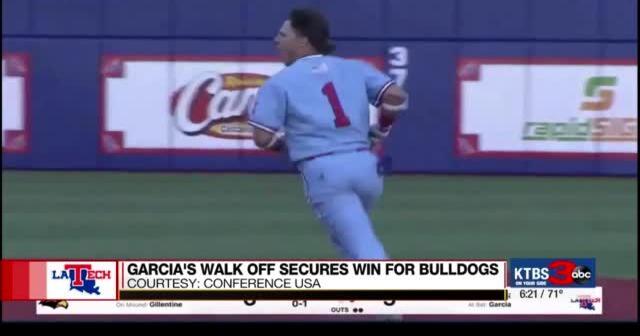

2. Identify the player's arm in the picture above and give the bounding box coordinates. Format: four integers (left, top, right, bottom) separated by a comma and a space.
376, 84, 408, 134
360, 61, 409, 140
248, 81, 287, 151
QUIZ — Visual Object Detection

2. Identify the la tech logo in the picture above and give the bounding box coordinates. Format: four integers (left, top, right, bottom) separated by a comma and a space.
51, 264, 111, 295
47, 262, 117, 300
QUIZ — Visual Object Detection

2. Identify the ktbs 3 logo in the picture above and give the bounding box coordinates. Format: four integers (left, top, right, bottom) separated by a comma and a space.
509, 258, 596, 287
51, 264, 112, 295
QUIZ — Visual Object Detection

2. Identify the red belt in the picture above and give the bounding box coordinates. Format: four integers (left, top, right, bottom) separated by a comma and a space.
295, 147, 370, 165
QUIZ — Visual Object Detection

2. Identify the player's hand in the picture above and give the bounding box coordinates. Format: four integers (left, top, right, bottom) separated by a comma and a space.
269, 131, 287, 152
368, 124, 390, 145
369, 124, 390, 157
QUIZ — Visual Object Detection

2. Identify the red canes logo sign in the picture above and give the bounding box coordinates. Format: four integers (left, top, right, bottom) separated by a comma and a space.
171, 72, 268, 140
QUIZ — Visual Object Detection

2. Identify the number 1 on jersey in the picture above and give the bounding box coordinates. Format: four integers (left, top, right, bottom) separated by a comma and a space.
321, 82, 351, 128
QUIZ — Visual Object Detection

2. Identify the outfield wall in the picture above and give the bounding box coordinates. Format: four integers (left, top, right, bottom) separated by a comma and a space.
2, 0, 637, 175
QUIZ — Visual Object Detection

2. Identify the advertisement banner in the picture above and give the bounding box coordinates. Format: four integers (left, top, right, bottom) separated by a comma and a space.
2, 53, 30, 153
457, 58, 637, 159
101, 55, 382, 155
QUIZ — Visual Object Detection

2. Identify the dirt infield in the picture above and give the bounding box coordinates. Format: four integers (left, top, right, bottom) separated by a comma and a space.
3, 278, 636, 322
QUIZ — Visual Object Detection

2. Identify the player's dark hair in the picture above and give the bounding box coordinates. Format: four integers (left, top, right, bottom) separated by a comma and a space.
289, 8, 336, 55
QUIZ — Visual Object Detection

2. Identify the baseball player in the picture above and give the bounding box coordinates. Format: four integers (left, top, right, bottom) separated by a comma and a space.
248, 8, 408, 260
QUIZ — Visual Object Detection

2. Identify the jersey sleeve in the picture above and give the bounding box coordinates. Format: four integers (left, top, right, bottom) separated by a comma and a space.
248, 80, 286, 133
358, 61, 395, 107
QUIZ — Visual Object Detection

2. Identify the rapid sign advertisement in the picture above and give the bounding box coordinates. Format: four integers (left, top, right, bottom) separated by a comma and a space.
457, 58, 637, 159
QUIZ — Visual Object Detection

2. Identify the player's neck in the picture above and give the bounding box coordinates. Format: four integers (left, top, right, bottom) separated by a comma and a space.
293, 51, 322, 63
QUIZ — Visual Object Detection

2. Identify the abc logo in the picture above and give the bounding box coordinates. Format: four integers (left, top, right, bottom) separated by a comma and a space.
571, 265, 592, 284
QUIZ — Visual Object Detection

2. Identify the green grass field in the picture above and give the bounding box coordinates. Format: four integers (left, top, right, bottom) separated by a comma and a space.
2, 171, 637, 278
